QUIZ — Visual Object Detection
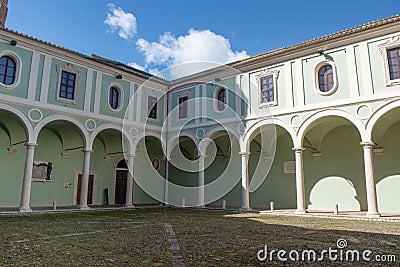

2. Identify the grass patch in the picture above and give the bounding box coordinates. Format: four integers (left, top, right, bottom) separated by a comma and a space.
0, 208, 398, 266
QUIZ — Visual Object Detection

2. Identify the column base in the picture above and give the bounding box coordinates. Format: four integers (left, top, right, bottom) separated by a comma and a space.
196, 205, 205, 209
366, 212, 381, 218
294, 209, 307, 215
19, 207, 32, 213
80, 206, 90, 211
124, 204, 135, 209
239, 207, 252, 212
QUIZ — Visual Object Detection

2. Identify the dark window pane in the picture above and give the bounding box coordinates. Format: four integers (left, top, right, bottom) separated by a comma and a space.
387, 48, 400, 80
0, 56, 16, 85
59, 71, 76, 100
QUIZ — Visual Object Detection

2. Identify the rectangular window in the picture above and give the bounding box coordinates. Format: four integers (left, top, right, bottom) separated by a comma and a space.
59, 70, 76, 100
178, 96, 188, 119
387, 47, 400, 80
260, 75, 274, 103
148, 96, 158, 119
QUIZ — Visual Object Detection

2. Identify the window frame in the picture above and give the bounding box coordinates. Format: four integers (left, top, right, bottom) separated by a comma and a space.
313, 61, 338, 96
213, 87, 228, 113
147, 95, 158, 121
107, 84, 124, 112
255, 68, 279, 107
177, 95, 189, 120
56, 65, 80, 104
379, 36, 400, 86
0, 51, 22, 89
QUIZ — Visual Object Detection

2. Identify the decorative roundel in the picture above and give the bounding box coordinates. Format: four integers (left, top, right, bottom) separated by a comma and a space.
28, 109, 43, 122
356, 105, 372, 120
130, 127, 139, 138
85, 119, 97, 131
195, 128, 205, 139
290, 115, 302, 127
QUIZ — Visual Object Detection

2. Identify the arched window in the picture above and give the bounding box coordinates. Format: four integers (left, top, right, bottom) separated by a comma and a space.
0, 56, 16, 85
318, 65, 334, 93
217, 88, 226, 111
109, 86, 120, 110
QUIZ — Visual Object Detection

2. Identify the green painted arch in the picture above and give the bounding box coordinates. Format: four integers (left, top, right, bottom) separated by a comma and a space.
0, 103, 33, 142
297, 109, 366, 147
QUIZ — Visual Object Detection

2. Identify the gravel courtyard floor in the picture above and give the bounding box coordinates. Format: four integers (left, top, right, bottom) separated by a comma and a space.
0, 208, 399, 266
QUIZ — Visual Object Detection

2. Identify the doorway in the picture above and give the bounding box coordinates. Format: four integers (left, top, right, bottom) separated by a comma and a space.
114, 159, 129, 205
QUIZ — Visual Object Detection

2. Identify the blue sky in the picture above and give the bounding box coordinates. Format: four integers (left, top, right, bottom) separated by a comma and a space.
6, 0, 399, 78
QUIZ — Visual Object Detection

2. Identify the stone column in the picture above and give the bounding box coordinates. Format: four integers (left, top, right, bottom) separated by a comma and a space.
163, 154, 169, 206
80, 149, 92, 210
20, 143, 37, 212
293, 147, 307, 214
124, 155, 135, 208
197, 154, 206, 207
361, 142, 380, 218
239, 152, 251, 211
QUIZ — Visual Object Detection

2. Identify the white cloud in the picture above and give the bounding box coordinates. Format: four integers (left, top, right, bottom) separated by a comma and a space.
104, 3, 137, 40
127, 62, 146, 71
136, 29, 249, 78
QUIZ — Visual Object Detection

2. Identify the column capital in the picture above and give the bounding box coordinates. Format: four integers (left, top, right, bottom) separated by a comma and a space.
197, 153, 207, 159
360, 141, 374, 148
292, 147, 305, 152
239, 151, 250, 156
25, 143, 37, 148
126, 154, 136, 160
82, 149, 94, 153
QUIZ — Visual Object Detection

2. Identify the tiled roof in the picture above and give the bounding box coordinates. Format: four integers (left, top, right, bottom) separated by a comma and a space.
230, 14, 400, 68
0, 27, 159, 80
0, 14, 399, 81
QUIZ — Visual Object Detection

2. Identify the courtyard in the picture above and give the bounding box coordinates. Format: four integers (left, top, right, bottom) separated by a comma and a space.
0, 208, 398, 266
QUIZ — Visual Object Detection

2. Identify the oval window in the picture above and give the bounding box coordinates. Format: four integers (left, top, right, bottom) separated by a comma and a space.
109, 86, 120, 110
0, 56, 16, 86
318, 65, 334, 93
216, 88, 226, 111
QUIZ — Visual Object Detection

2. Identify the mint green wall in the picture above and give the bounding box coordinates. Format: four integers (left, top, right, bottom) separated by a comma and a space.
303, 50, 350, 105
170, 87, 196, 126
133, 137, 163, 204
0, 44, 32, 98
303, 125, 367, 211
375, 121, 400, 212
99, 75, 130, 118
249, 133, 296, 209
90, 71, 97, 112
31, 127, 84, 206
205, 135, 242, 208
0, 112, 27, 207
46, 58, 87, 110
138, 87, 165, 127
34, 55, 45, 101
249, 65, 286, 114
354, 45, 367, 97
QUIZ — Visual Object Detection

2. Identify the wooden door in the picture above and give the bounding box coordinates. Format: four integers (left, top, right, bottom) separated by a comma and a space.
77, 174, 94, 205
115, 170, 128, 205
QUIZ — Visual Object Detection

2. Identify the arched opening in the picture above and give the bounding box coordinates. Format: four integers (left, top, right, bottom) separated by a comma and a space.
372, 107, 400, 213
0, 109, 29, 208
248, 125, 295, 210
133, 135, 164, 205
168, 135, 199, 206
202, 130, 241, 208
32, 120, 86, 207
89, 127, 129, 206
302, 116, 366, 212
